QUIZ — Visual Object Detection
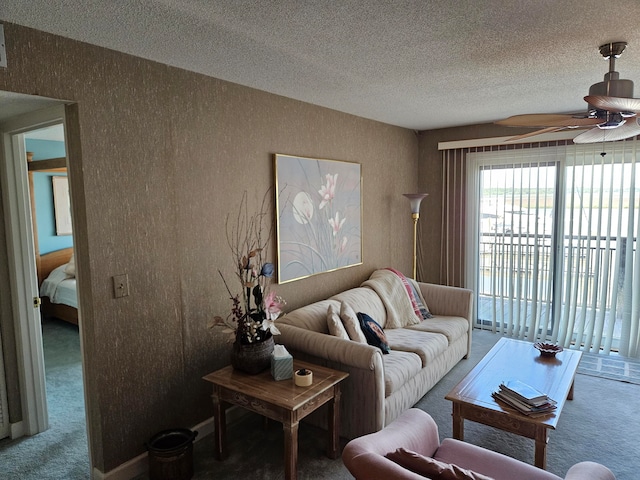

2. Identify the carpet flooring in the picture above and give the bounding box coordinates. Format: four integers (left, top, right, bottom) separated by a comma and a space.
413, 332, 640, 480
1, 324, 638, 479
0, 319, 88, 479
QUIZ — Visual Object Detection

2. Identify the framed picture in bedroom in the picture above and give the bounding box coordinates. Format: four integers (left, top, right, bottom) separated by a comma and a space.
52, 175, 73, 236
275, 154, 362, 283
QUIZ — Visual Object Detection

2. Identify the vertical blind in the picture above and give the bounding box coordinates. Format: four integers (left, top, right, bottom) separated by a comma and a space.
442, 139, 640, 358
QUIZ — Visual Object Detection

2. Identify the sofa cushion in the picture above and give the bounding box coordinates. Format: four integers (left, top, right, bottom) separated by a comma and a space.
406, 316, 469, 345
331, 287, 388, 328
327, 304, 349, 340
387, 448, 494, 480
357, 312, 390, 354
340, 301, 367, 343
382, 351, 422, 397
384, 329, 448, 367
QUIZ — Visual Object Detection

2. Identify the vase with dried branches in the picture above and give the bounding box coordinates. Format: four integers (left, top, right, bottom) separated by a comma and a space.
212, 189, 285, 374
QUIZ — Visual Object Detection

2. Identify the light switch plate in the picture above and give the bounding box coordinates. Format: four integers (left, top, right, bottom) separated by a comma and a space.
0, 25, 7, 68
113, 274, 129, 298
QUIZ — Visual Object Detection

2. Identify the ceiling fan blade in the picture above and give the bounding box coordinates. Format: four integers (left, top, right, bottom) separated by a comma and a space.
496, 114, 601, 128
573, 119, 640, 144
505, 126, 565, 142
584, 95, 640, 113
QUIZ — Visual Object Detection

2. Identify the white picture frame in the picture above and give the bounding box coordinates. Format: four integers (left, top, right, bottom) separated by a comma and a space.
52, 176, 72, 235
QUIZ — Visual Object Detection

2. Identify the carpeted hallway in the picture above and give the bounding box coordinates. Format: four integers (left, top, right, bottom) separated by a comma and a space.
1, 323, 637, 479
0, 319, 88, 479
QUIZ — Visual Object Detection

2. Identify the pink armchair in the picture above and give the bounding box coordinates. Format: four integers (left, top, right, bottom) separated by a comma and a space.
342, 409, 615, 480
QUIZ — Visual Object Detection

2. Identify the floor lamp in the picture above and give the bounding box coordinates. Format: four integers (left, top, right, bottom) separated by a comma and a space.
403, 193, 428, 279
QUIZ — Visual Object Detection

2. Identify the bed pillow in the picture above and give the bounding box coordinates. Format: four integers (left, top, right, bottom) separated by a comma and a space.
339, 301, 367, 343
327, 304, 349, 340
357, 312, 390, 354
64, 254, 76, 277
386, 448, 494, 480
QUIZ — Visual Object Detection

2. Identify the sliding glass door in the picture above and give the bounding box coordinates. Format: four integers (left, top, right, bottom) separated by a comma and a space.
472, 151, 559, 341
560, 147, 639, 355
467, 141, 640, 357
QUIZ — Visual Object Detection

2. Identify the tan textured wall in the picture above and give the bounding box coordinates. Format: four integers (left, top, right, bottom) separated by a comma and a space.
0, 22, 419, 472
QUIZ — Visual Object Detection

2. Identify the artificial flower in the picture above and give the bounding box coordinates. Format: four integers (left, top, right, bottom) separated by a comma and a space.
213, 190, 285, 344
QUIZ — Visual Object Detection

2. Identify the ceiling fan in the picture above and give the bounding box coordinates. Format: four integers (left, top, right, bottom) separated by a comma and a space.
496, 42, 640, 144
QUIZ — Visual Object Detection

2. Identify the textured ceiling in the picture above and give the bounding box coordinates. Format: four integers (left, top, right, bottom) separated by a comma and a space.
3, 0, 640, 131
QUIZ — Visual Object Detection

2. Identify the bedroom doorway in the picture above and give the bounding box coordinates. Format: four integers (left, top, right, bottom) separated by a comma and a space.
0, 97, 86, 456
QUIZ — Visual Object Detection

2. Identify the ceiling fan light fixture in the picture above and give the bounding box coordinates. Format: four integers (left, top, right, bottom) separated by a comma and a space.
598, 112, 626, 129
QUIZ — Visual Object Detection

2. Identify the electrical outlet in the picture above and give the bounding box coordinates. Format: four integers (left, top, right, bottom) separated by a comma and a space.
113, 274, 129, 298
0, 25, 7, 68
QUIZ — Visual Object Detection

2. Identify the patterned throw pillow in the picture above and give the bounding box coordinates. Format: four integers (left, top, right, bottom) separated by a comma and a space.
339, 301, 367, 343
357, 312, 390, 354
327, 304, 349, 340
386, 448, 494, 480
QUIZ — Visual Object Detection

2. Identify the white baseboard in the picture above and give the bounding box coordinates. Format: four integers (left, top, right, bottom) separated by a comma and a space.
10, 421, 24, 439
92, 407, 245, 480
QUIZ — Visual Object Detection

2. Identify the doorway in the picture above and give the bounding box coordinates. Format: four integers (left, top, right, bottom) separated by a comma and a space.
0, 93, 89, 473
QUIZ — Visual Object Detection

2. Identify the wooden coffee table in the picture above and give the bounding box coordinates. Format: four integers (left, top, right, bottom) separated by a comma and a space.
203, 360, 348, 480
445, 337, 582, 469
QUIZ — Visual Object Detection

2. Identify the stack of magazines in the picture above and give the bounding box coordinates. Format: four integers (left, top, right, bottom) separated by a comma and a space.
492, 380, 557, 417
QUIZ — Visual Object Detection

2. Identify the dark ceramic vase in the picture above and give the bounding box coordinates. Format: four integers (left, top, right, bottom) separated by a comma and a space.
230, 335, 275, 374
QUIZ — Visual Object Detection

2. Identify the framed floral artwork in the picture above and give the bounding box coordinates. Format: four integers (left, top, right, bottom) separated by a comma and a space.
275, 154, 362, 283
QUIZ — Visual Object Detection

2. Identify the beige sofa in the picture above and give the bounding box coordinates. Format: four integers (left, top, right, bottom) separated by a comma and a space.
276, 269, 473, 439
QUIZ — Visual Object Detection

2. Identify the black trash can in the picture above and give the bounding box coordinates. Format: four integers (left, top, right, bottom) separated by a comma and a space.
147, 428, 198, 480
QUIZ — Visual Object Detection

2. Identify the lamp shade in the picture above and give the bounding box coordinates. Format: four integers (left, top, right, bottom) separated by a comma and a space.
403, 193, 428, 214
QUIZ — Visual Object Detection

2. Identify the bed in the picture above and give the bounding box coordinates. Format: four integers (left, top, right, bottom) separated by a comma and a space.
38, 247, 78, 325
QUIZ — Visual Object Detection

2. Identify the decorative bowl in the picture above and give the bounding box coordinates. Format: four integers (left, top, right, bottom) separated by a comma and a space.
534, 342, 563, 357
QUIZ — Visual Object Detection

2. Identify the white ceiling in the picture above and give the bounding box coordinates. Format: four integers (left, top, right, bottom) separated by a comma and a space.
3, 1, 640, 131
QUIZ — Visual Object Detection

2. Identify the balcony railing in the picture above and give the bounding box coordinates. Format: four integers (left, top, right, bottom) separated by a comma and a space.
477, 232, 635, 350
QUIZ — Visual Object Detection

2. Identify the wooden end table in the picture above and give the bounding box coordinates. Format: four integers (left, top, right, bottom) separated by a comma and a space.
445, 337, 582, 469
203, 360, 348, 480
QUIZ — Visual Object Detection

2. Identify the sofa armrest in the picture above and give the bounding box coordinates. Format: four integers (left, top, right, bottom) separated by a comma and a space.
277, 323, 380, 370
277, 323, 386, 438
418, 283, 473, 357
417, 282, 473, 321
564, 462, 616, 480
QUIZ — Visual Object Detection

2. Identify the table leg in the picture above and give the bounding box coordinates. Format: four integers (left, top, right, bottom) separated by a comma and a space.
283, 418, 299, 480
212, 391, 226, 460
534, 427, 548, 469
567, 378, 575, 400
452, 403, 464, 441
326, 385, 341, 459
